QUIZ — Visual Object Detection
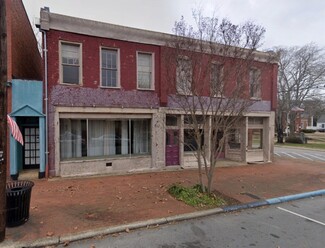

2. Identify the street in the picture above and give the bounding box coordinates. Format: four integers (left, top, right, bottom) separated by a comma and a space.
275, 146, 325, 162
60, 196, 325, 248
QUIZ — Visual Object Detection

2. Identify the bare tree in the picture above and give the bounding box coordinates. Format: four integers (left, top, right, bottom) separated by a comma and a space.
276, 44, 325, 137
163, 10, 267, 193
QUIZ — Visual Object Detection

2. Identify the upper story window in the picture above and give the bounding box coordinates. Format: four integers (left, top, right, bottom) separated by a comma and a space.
137, 52, 154, 90
101, 48, 119, 88
211, 63, 223, 97
249, 68, 261, 99
60, 42, 82, 85
176, 57, 192, 95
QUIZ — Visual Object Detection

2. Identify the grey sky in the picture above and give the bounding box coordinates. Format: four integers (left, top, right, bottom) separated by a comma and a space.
22, 0, 325, 49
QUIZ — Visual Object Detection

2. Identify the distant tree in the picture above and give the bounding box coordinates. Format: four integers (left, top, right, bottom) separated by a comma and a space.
164, 10, 267, 193
276, 44, 325, 138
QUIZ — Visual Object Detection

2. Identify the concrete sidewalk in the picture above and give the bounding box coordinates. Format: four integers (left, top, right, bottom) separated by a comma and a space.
3, 158, 325, 247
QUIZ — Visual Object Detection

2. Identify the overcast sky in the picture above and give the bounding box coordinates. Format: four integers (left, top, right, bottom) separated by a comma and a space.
22, 0, 325, 50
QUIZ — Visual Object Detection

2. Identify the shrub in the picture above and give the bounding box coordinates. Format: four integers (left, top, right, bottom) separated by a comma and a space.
168, 184, 226, 207
301, 129, 316, 133
285, 136, 304, 144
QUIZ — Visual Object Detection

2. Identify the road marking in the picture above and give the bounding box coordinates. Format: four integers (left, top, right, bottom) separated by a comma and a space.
290, 152, 313, 161
307, 154, 325, 161
275, 153, 281, 157
277, 207, 325, 226
281, 152, 296, 158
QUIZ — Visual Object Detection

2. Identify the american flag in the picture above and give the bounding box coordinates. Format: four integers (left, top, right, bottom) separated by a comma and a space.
7, 115, 24, 146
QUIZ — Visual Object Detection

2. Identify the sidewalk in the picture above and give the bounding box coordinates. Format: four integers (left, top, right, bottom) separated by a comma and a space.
4, 158, 325, 246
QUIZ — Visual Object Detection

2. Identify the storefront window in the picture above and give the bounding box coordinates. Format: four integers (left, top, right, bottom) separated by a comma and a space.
60, 118, 151, 160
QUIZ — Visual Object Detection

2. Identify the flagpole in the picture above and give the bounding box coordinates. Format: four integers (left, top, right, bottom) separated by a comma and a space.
0, 0, 7, 242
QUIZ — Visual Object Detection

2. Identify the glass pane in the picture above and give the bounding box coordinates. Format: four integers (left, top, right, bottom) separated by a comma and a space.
62, 43, 79, 65
138, 72, 151, 88
102, 49, 117, 69
63, 65, 79, 84
228, 129, 241, 149
137, 53, 152, 89
60, 119, 86, 159
132, 119, 151, 155
249, 129, 263, 149
166, 115, 178, 126
25, 158, 30, 165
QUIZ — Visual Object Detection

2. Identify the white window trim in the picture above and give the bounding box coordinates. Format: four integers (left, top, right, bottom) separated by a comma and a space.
59, 41, 83, 85
136, 51, 155, 90
100, 46, 120, 88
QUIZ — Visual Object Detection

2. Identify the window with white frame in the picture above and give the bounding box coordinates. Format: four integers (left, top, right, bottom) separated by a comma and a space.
211, 63, 223, 96
61, 42, 81, 84
101, 48, 119, 87
137, 52, 154, 89
249, 68, 261, 98
60, 118, 151, 160
176, 58, 192, 94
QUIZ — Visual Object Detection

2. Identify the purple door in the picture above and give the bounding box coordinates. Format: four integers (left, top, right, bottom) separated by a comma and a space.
166, 130, 179, 166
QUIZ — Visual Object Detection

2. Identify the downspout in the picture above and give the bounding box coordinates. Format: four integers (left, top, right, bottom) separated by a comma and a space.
40, 29, 49, 177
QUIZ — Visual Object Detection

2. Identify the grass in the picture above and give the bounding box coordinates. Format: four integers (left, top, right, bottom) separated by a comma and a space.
168, 184, 227, 208
275, 132, 325, 150
276, 142, 325, 150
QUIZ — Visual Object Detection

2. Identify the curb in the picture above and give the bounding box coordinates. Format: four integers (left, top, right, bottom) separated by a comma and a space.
3, 189, 325, 248
222, 189, 325, 212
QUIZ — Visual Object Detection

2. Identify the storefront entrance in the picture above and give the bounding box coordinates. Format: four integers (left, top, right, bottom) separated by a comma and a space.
23, 126, 40, 169
166, 129, 179, 166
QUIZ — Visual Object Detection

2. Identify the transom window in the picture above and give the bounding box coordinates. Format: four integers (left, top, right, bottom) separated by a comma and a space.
101, 48, 119, 87
137, 52, 154, 89
61, 42, 81, 84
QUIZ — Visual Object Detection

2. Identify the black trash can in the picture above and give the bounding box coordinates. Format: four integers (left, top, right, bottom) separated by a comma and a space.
6, 180, 34, 227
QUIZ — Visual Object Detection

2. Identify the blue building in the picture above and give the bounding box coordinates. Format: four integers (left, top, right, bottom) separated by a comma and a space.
9, 80, 45, 179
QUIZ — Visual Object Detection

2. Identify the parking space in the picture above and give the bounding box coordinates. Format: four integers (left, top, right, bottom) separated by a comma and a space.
275, 147, 325, 162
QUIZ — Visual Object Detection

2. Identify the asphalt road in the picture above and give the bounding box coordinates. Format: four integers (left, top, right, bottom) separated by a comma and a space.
60, 196, 325, 248
275, 146, 325, 162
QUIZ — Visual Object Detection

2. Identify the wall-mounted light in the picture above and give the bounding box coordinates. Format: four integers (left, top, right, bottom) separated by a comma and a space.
6, 81, 12, 87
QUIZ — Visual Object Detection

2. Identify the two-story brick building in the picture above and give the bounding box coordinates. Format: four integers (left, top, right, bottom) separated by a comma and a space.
38, 8, 278, 178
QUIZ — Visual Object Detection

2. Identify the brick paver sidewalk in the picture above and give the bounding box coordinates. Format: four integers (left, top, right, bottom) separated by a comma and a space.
5, 158, 325, 243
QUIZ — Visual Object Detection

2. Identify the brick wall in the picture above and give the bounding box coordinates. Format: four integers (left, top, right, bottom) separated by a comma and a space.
46, 30, 161, 93
9, 0, 42, 80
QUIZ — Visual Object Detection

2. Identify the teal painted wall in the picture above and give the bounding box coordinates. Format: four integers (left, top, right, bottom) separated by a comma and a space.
12, 79, 43, 114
